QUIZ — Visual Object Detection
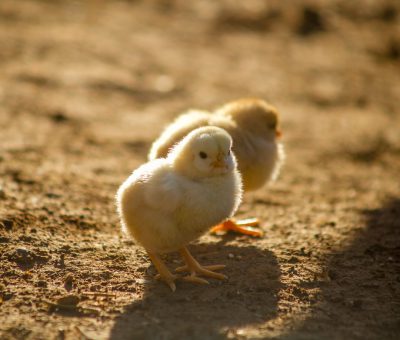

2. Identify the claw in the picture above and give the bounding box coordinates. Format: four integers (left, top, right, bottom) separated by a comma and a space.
177, 247, 228, 285
167, 280, 176, 292
182, 275, 209, 285
175, 264, 225, 273
147, 251, 178, 292
235, 218, 259, 227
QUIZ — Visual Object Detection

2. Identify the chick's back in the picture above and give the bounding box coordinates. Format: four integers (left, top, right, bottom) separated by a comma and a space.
148, 110, 235, 160
148, 108, 281, 191
117, 159, 182, 253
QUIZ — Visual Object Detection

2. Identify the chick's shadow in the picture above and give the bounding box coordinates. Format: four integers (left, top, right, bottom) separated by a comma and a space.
281, 198, 400, 339
110, 241, 281, 340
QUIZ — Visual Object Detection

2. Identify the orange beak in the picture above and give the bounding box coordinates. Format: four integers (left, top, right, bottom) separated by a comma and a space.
275, 128, 282, 138
212, 153, 226, 168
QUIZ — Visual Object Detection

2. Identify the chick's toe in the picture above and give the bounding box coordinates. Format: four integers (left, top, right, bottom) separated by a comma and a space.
176, 247, 227, 284
147, 251, 178, 292
210, 218, 263, 237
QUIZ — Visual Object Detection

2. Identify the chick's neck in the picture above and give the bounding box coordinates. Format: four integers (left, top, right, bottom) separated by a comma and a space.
171, 157, 203, 181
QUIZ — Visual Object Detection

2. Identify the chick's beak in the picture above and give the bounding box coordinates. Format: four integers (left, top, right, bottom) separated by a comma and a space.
212, 153, 227, 169
212, 160, 226, 169
275, 128, 282, 138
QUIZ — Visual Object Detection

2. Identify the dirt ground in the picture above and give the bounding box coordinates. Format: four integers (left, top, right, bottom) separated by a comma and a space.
1, 0, 400, 339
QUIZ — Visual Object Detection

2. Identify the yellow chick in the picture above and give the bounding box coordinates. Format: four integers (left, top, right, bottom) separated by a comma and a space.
149, 98, 284, 237
116, 126, 242, 291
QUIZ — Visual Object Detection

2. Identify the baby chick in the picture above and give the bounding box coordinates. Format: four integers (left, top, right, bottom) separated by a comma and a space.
117, 126, 242, 291
149, 98, 284, 237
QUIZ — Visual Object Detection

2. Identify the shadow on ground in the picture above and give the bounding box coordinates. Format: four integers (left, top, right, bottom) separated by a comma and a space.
110, 243, 281, 339
281, 198, 400, 339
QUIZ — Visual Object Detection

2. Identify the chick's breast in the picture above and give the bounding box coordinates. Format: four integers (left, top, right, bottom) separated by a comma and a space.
230, 131, 283, 191
174, 169, 242, 242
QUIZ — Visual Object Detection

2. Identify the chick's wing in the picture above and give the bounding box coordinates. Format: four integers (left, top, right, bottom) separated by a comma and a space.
143, 169, 183, 214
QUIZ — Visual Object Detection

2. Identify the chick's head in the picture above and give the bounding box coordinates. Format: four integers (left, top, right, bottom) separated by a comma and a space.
169, 126, 236, 179
218, 98, 282, 141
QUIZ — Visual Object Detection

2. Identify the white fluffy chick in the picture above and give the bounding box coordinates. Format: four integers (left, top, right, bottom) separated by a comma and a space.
148, 98, 284, 237
116, 126, 242, 291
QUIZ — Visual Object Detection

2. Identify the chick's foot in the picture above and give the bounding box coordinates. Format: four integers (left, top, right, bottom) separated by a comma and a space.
210, 218, 263, 237
176, 247, 227, 284
147, 251, 178, 292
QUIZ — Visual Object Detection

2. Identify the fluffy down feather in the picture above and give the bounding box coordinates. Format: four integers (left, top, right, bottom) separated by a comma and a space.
116, 126, 242, 253
149, 98, 284, 192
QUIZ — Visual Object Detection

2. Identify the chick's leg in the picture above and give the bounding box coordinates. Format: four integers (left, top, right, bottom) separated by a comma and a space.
147, 251, 178, 292
210, 218, 263, 237
176, 246, 227, 285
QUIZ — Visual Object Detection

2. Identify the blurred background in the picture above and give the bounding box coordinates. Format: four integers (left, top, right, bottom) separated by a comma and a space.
1, 0, 399, 171
0, 1, 399, 339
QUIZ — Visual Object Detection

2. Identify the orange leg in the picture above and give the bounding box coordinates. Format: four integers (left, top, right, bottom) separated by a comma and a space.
210, 218, 263, 237
175, 246, 227, 285
147, 251, 178, 292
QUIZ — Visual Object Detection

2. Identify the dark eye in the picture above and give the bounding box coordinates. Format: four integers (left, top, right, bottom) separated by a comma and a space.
199, 151, 207, 159
268, 121, 277, 129
228, 149, 231, 155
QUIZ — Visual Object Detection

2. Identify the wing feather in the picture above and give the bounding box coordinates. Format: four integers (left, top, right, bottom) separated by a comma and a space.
143, 169, 182, 214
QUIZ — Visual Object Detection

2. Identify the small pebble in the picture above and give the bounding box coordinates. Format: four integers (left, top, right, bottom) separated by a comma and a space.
57, 294, 79, 307
36, 280, 47, 288
136, 278, 150, 284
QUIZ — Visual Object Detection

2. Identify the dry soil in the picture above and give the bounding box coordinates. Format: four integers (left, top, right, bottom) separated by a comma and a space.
1, 1, 400, 339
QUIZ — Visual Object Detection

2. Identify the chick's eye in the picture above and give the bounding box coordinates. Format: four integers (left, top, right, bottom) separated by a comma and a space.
199, 151, 208, 159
